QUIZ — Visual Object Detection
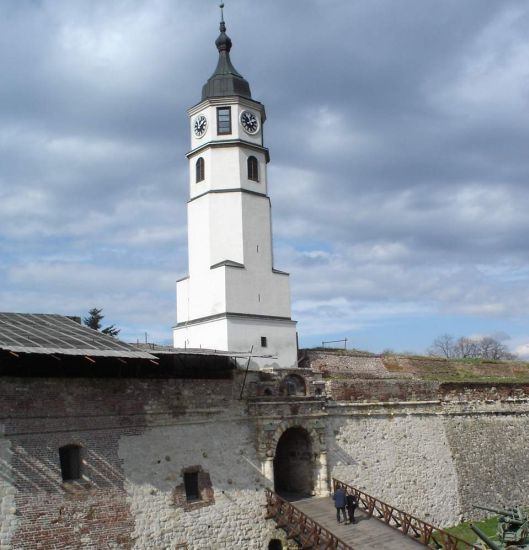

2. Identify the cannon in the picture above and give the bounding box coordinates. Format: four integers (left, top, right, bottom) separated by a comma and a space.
471, 505, 529, 549
474, 505, 527, 526
470, 524, 502, 550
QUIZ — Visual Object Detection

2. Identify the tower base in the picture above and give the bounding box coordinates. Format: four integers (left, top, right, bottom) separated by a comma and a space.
173, 313, 297, 369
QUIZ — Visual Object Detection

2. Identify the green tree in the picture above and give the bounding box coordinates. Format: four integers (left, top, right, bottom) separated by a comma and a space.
83, 308, 120, 338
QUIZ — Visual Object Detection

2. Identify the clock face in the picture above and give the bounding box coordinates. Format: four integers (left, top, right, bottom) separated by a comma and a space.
240, 110, 259, 135
193, 115, 207, 138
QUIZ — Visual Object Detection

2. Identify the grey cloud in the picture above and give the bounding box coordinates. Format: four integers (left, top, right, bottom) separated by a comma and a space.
1, 0, 529, 350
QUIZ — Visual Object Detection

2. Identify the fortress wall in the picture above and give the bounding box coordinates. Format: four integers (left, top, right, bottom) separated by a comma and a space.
0, 429, 18, 550
327, 401, 529, 528
327, 407, 462, 527
327, 379, 438, 401
120, 422, 279, 549
444, 410, 529, 519
0, 376, 284, 550
3, 372, 529, 547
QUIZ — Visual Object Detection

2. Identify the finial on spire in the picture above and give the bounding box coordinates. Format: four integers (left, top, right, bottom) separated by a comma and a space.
219, 3, 226, 32
202, 0, 252, 100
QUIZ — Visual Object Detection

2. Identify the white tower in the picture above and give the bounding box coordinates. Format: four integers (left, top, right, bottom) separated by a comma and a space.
173, 8, 297, 368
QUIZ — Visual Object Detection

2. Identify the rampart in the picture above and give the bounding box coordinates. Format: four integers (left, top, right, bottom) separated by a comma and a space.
1, 350, 529, 548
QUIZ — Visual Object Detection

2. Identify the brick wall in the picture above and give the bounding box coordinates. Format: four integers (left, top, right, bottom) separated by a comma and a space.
0, 375, 284, 549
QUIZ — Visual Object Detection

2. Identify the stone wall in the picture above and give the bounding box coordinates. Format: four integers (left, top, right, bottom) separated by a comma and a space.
3, 370, 529, 548
327, 403, 462, 526
327, 399, 529, 527
0, 375, 285, 550
444, 406, 529, 518
0, 427, 17, 550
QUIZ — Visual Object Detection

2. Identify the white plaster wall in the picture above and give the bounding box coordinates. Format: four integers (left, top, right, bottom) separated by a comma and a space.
0, 432, 17, 550
174, 315, 297, 367
241, 192, 272, 270
238, 148, 268, 193
120, 420, 279, 549
175, 278, 189, 324
188, 147, 213, 198
328, 413, 461, 527
187, 196, 212, 275
189, 148, 267, 199
227, 317, 297, 368
174, 317, 229, 351
177, 267, 226, 323
225, 193, 291, 318
188, 98, 265, 151
183, 191, 291, 320
226, 269, 291, 318
207, 193, 245, 267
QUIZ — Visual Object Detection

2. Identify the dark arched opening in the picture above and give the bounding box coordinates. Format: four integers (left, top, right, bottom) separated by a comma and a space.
273, 427, 313, 497
195, 157, 205, 182
268, 540, 282, 550
247, 155, 259, 181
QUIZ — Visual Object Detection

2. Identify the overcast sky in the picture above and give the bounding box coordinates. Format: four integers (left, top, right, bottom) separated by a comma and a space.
1, 0, 528, 356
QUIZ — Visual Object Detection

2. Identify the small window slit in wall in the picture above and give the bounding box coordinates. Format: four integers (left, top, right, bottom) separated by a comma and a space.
258, 293, 261, 302
59, 444, 81, 481
184, 472, 200, 501
256, 244, 259, 253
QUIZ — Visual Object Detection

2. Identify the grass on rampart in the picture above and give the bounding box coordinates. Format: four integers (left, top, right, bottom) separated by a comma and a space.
304, 348, 529, 384
382, 354, 529, 383
437, 515, 497, 546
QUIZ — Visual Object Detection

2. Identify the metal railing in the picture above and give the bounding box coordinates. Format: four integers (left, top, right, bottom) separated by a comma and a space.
265, 489, 355, 549
333, 479, 480, 550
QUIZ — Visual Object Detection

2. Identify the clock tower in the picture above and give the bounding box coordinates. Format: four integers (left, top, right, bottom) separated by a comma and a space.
173, 6, 297, 368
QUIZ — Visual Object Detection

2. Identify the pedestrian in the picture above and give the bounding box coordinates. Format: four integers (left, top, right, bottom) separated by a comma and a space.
346, 489, 357, 524
333, 485, 347, 524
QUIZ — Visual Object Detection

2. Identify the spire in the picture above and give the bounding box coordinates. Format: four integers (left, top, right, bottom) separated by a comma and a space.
201, 3, 252, 100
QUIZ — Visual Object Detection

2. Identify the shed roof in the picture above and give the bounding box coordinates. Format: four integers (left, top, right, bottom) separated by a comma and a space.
0, 313, 157, 360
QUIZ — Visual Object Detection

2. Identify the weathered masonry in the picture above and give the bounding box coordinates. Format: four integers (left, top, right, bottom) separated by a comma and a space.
2, 317, 529, 549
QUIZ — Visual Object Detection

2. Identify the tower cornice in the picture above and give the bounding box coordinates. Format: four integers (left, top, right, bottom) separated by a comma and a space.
188, 96, 266, 122
186, 139, 270, 163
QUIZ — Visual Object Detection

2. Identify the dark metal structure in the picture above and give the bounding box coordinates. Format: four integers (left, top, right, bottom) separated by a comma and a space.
471, 504, 529, 549
0, 312, 156, 360
201, 4, 252, 100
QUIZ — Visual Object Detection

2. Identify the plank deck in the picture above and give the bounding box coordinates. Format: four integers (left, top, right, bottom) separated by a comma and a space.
291, 496, 427, 550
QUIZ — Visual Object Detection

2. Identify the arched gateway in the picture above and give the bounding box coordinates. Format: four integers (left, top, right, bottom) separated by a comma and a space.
273, 427, 314, 496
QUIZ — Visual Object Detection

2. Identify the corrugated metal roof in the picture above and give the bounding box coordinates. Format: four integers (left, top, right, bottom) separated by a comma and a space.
134, 343, 276, 359
0, 313, 157, 360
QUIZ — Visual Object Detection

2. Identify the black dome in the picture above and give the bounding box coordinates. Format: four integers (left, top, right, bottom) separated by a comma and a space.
201, 13, 251, 100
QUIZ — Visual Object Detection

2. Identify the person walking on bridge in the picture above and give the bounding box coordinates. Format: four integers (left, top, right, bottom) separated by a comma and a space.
333, 486, 347, 523
346, 489, 357, 524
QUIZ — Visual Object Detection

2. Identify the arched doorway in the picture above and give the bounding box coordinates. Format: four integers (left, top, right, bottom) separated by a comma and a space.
268, 540, 282, 550
273, 427, 313, 496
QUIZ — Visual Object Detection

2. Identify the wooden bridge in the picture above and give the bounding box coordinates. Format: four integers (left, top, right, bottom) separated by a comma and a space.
265, 479, 480, 549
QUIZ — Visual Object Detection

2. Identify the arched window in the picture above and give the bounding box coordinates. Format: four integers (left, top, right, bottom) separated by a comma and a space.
247, 156, 259, 182
196, 157, 205, 183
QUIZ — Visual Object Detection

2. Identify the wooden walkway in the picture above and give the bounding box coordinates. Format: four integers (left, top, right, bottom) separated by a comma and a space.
292, 496, 426, 549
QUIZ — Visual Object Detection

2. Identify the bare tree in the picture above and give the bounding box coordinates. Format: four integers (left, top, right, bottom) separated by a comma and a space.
477, 336, 516, 360
428, 334, 455, 358
454, 337, 479, 359
428, 334, 516, 360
